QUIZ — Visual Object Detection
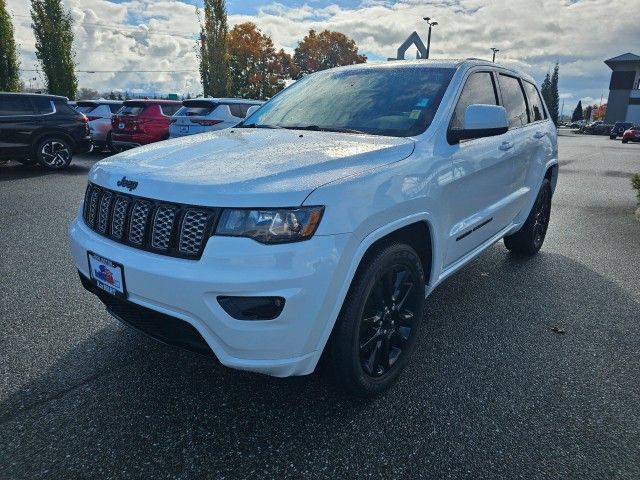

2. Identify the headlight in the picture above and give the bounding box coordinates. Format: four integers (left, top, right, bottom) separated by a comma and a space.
215, 206, 324, 244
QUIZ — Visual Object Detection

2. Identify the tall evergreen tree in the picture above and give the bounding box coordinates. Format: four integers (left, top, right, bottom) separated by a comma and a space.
0, 0, 21, 92
571, 100, 583, 121
31, 0, 77, 98
549, 62, 560, 125
540, 72, 551, 105
198, 0, 228, 97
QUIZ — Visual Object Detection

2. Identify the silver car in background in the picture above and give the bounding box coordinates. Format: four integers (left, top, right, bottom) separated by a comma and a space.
169, 98, 263, 138
75, 100, 123, 153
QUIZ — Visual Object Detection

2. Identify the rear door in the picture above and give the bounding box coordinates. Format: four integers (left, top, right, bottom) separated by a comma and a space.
442, 70, 518, 267
502, 76, 554, 215
0, 96, 39, 159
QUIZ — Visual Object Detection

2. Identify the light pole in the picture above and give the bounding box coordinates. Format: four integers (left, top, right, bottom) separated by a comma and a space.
491, 47, 499, 62
423, 17, 438, 59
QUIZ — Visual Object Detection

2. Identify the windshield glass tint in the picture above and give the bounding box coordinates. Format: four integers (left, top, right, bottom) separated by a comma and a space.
244, 66, 455, 137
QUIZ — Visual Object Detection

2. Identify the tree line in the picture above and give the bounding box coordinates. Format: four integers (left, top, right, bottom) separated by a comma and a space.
570, 100, 607, 122
0, 0, 366, 100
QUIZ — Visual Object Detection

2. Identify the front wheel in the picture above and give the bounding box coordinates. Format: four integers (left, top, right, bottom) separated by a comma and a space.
504, 179, 552, 256
609, 135, 616, 140
328, 243, 426, 397
36, 137, 72, 170
622, 139, 628, 144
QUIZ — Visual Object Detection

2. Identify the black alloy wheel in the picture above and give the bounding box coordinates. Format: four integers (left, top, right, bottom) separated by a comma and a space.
329, 242, 426, 397
36, 138, 72, 169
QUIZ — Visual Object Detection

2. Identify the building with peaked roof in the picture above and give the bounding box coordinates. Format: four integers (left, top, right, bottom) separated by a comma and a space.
603, 53, 640, 124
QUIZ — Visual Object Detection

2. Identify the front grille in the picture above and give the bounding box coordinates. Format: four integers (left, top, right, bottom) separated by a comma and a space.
82, 182, 219, 259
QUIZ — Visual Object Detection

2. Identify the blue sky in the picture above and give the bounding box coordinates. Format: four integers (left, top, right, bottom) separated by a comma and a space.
7, 0, 639, 109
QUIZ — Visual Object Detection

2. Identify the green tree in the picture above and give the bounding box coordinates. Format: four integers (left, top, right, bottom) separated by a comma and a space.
571, 100, 583, 121
31, 0, 77, 98
198, 0, 228, 97
548, 62, 560, 125
293, 29, 366, 78
583, 104, 593, 122
0, 0, 21, 92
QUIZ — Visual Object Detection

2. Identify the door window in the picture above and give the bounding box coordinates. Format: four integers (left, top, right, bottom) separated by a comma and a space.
0, 97, 36, 116
522, 81, 546, 122
450, 72, 498, 130
498, 74, 528, 128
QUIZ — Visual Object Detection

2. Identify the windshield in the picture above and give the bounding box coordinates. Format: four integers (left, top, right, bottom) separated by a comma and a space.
241, 65, 455, 137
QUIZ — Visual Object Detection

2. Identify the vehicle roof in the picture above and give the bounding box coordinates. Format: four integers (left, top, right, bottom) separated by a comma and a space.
122, 99, 182, 104
184, 97, 263, 104
0, 92, 69, 101
77, 99, 123, 104
325, 58, 536, 84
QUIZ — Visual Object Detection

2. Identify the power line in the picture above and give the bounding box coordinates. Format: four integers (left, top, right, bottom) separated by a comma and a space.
12, 13, 200, 40
19, 68, 198, 73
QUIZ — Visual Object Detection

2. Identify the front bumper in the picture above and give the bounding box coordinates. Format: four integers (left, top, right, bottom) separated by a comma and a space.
69, 215, 351, 377
74, 137, 94, 155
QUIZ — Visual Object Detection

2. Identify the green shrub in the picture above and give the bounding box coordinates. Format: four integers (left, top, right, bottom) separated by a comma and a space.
632, 173, 640, 204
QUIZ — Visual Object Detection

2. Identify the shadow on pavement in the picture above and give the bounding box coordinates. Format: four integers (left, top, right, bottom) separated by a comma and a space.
1, 247, 639, 479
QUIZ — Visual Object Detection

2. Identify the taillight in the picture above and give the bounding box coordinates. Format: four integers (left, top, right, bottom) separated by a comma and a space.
80, 115, 88, 123
192, 119, 223, 126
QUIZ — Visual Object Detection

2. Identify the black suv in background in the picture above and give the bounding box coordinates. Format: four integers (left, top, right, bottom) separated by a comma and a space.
0, 93, 92, 169
610, 122, 634, 139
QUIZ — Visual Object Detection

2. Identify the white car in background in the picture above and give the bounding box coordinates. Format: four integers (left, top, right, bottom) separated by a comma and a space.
169, 98, 263, 138
75, 100, 123, 153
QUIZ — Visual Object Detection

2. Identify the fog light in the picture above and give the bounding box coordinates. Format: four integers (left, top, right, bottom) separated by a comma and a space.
217, 296, 285, 320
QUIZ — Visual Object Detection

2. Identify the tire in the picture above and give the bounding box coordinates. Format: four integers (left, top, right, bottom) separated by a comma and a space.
504, 178, 552, 256
609, 135, 616, 140
328, 242, 426, 397
107, 132, 122, 154
622, 139, 628, 144
35, 137, 73, 170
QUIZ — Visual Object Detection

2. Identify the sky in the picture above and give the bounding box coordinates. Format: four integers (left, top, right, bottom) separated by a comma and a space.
6, 0, 639, 110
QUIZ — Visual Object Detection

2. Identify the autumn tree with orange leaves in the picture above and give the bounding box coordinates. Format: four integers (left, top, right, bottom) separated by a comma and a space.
293, 29, 366, 78
228, 22, 297, 100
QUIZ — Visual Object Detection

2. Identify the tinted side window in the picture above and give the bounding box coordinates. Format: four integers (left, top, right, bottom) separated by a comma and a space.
32, 97, 55, 114
498, 74, 528, 128
54, 101, 79, 116
228, 104, 251, 118
160, 104, 180, 116
522, 81, 546, 122
450, 72, 497, 130
109, 104, 122, 114
0, 96, 36, 115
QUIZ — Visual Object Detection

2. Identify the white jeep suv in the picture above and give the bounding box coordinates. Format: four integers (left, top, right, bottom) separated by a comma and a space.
69, 60, 558, 396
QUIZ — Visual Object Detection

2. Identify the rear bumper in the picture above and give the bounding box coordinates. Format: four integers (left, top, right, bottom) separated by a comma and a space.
69, 214, 353, 377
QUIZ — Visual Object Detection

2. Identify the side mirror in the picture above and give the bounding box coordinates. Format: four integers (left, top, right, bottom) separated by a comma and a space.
245, 105, 261, 118
448, 104, 509, 144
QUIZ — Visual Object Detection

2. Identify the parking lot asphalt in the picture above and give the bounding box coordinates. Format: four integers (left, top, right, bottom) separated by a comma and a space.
1, 134, 639, 479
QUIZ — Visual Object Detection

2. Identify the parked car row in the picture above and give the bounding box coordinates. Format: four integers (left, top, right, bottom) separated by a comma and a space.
0, 92, 263, 169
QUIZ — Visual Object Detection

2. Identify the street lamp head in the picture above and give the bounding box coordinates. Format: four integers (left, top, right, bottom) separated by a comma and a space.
423, 16, 430, 21
431, 21, 438, 26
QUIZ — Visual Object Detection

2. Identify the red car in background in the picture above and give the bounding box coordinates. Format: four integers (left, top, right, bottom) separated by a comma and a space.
110, 99, 181, 152
621, 126, 640, 143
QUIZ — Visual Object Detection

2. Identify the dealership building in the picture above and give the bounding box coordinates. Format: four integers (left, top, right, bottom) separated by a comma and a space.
603, 53, 640, 124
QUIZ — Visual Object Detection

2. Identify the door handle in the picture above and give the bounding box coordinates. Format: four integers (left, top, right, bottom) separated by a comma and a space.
534, 131, 545, 139
499, 141, 514, 151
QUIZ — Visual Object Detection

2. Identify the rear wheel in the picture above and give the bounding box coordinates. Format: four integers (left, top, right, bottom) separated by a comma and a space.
328, 243, 425, 397
504, 179, 552, 256
622, 139, 628, 144
35, 137, 72, 170
609, 135, 616, 140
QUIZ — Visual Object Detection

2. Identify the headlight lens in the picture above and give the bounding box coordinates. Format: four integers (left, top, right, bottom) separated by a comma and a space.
215, 206, 324, 244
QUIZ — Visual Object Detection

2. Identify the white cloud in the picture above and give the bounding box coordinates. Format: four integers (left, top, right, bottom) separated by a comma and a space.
6, 0, 639, 104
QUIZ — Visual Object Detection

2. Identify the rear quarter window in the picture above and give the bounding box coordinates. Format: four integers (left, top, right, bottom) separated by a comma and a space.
32, 97, 55, 114
522, 81, 546, 122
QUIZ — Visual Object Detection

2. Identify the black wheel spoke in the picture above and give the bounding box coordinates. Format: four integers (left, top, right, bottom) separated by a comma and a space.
396, 282, 414, 310
391, 269, 407, 301
360, 330, 380, 352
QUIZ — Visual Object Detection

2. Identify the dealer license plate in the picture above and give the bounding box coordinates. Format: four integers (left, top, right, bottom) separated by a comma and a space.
87, 252, 127, 298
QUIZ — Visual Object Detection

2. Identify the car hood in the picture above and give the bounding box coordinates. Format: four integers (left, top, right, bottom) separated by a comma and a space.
90, 128, 415, 207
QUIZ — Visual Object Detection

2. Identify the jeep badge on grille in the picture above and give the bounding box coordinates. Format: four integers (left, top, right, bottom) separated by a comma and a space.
117, 176, 138, 191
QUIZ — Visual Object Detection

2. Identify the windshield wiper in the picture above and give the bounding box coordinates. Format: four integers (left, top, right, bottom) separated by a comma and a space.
284, 125, 366, 134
